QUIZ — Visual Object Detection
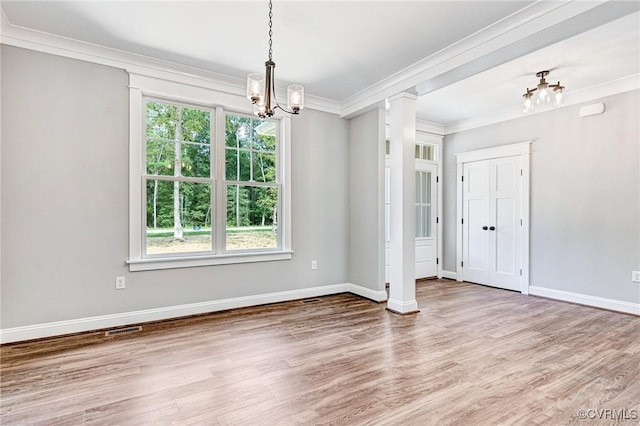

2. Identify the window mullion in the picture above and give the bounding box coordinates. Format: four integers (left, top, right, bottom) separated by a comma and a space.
214, 107, 226, 253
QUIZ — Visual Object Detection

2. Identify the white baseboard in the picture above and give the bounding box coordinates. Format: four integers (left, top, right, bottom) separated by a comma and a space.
441, 270, 458, 280
529, 286, 640, 316
0, 283, 390, 344
347, 283, 388, 302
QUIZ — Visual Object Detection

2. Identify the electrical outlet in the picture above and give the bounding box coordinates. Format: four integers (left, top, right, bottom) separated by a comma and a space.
115, 276, 126, 290
311, 260, 317, 270
632, 271, 640, 283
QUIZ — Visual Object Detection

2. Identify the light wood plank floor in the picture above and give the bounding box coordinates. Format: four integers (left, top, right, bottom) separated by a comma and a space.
1, 279, 639, 425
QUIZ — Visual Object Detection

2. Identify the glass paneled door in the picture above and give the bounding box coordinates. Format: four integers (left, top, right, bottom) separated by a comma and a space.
415, 163, 437, 278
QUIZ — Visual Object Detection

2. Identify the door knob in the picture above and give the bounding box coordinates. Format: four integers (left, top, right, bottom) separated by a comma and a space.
482, 226, 488, 230
489, 226, 496, 231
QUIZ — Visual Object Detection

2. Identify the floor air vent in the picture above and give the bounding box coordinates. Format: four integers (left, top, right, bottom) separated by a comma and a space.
105, 326, 142, 337
303, 299, 321, 303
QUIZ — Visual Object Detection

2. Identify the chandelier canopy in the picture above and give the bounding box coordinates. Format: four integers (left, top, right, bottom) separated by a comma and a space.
246, 0, 304, 118
522, 70, 565, 113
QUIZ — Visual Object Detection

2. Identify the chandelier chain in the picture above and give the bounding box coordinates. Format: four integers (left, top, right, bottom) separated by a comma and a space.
268, 0, 273, 61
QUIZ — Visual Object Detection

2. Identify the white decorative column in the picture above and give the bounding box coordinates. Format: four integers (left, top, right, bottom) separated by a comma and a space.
387, 92, 419, 314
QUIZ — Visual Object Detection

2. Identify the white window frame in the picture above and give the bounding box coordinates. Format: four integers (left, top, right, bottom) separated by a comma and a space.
127, 73, 292, 271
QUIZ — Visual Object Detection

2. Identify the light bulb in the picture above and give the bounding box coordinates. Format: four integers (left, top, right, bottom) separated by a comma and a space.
247, 73, 264, 103
538, 87, 548, 103
553, 89, 564, 108
287, 85, 304, 113
523, 91, 534, 113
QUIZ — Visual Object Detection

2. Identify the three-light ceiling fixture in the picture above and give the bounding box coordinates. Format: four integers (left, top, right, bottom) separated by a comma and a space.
246, 0, 304, 118
522, 70, 565, 113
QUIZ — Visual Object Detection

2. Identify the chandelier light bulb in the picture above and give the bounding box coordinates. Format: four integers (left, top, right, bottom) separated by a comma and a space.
537, 86, 549, 103
523, 91, 534, 113
287, 85, 304, 113
553, 86, 564, 108
247, 73, 264, 103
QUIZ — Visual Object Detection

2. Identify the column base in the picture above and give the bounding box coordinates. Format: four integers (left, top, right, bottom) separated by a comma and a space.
386, 298, 419, 314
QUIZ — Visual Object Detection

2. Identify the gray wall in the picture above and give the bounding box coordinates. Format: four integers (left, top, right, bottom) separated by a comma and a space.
443, 90, 640, 304
348, 109, 385, 292
0, 46, 350, 328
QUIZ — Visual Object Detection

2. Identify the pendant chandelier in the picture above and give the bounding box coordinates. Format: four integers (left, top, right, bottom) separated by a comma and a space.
246, 0, 304, 118
522, 70, 565, 113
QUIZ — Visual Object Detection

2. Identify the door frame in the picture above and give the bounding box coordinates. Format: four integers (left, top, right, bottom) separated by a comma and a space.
455, 141, 531, 294
416, 131, 443, 279
414, 161, 438, 279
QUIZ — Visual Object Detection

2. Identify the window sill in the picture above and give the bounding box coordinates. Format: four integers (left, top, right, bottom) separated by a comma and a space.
127, 250, 293, 272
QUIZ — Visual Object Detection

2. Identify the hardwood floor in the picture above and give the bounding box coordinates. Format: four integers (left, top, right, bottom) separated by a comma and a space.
1, 279, 639, 425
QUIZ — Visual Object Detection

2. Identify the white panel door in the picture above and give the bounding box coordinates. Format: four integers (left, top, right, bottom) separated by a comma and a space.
462, 160, 491, 284
489, 157, 521, 291
463, 156, 521, 291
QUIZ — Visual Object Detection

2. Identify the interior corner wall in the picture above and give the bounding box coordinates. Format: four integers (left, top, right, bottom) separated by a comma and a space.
443, 90, 640, 305
348, 108, 385, 292
0, 45, 350, 330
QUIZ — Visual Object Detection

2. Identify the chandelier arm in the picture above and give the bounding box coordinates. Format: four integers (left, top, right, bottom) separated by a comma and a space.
268, 65, 297, 115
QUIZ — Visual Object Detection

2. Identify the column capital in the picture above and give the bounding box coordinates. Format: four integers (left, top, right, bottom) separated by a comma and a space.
388, 92, 419, 103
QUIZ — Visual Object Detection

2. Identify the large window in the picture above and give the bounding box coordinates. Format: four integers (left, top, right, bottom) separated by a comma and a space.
128, 77, 291, 271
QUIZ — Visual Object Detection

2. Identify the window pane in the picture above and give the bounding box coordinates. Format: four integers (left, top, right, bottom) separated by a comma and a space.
181, 108, 210, 144
253, 152, 276, 183
225, 113, 278, 183
147, 102, 212, 178
181, 142, 211, 178
225, 149, 251, 181
226, 115, 254, 149
146, 139, 175, 176
226, 185, 278, 250
146, 180, 212, 255
146, 102, 177, 140
415, 143, 438, 161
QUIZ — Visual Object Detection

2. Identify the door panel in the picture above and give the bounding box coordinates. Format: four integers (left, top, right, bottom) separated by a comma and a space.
462, 161, 490, 285
463, 156, 521, 291
490, 157, 521, 291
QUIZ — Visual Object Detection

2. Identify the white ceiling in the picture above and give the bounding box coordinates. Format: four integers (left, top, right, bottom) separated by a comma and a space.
1, 1, 639, 130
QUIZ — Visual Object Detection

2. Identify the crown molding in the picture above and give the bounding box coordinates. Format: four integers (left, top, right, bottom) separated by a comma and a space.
0, 7, 340, 115
443, 74, 640, 135
416, 120, 445, 136
340, 1, 612, 118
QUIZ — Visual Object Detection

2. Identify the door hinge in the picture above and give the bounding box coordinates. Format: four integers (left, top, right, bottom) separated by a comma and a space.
461, 176, 464, 182
521, 169, 523, 176
520, 269, 523, 276
436, 258, 439, 265
461, 218, 464, 225
520, 219, 523, 226
461, 261, 464, 267
436, 176, 439, 183
436, 217, 439, 224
